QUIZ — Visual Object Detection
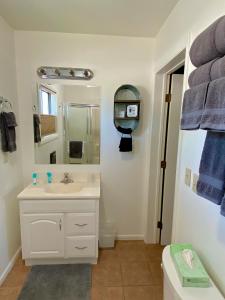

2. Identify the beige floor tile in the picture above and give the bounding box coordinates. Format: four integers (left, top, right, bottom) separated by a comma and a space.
145, 244, 164, 262
149, 260, 163, 286
124, 286, 163, 300
1, 269, 28, 288
0, 287, 21, 300
11, 263, 31, 274
116, 240, 146, 250
91, 287, 124, 300
118, 248, 147, 263
15, 254, 24, 266
92, 262, 123, 287
121, 261, 153, 286
116, 241, 147, 262
98, 249, 120, 264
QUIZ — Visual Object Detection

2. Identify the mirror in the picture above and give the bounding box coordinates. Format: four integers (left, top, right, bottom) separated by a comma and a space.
33, 83, 100, 164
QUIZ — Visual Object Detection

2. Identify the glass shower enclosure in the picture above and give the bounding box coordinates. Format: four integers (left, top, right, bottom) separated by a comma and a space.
64, 103, 100, 164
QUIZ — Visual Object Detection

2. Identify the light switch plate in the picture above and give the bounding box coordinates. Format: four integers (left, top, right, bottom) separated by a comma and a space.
185, 168, 192, 186
192, 173, 199, 193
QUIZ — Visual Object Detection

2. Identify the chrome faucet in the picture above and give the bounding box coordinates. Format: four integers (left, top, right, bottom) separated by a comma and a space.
61, 172, 74, 184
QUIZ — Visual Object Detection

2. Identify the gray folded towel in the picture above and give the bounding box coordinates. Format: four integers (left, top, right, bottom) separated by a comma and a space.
33, 114, 41, 143
69, 141, 83, 159
200, 77, 225, 131
188, 59, 216, 87
181, 82, 209, 130
211, 55, 225, 80
197, 131, 225, 205
190, 16, 225, 67
189, 56, 225, 87
0, 112, 17, 152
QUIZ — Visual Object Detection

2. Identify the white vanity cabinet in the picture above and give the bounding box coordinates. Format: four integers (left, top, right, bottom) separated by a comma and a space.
19, 199, 99, 265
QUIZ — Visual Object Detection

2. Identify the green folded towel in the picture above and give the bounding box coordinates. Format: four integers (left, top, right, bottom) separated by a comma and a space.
170, 244, 210, 288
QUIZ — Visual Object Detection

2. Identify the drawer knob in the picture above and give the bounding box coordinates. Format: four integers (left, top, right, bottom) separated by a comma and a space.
75, 246, 87, 250
75, 223, 88, 227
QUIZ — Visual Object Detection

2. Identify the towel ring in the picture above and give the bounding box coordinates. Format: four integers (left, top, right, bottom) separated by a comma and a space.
0, 96, 13, 112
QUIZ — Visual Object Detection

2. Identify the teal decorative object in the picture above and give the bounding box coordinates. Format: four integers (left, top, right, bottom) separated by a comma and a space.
46, 172, 53, 184
32, 172, 38, 186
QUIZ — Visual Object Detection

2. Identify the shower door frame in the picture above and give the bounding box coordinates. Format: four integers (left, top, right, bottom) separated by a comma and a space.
64, 103, 100, 164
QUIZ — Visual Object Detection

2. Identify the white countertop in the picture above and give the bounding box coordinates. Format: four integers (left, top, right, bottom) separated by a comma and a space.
17, 175, 100, 200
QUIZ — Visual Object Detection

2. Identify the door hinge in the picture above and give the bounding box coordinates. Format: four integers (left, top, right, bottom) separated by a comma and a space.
165, 93, 172, 103
157, 221, 163, 229
161, 160, 167, 169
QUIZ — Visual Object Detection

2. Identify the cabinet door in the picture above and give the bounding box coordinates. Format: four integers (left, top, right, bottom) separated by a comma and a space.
21, 213, 64, 258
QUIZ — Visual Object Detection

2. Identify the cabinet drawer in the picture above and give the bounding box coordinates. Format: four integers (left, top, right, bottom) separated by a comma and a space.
65, 213, 96, 236
65, 236, 96, 258
20, 200, 96, 214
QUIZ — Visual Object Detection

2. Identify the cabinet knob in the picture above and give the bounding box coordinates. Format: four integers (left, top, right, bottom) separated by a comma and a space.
59, 219, 62, 231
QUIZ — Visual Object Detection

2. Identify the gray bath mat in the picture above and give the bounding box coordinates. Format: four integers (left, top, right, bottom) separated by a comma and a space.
17, 264, 91, 300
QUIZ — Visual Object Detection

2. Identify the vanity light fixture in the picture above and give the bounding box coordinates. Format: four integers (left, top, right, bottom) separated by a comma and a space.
55, 68, 61, 76
37, 66, 94, 80
70, 69, 75, 77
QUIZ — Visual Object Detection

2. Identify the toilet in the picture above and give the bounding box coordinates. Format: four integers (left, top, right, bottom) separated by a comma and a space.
162, 246, 224, 300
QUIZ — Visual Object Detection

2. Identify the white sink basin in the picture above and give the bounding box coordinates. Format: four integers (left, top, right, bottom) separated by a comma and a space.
44, 182, 83, 194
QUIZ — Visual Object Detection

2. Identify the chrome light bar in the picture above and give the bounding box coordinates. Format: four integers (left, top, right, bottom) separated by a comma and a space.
37, 66, 94, 80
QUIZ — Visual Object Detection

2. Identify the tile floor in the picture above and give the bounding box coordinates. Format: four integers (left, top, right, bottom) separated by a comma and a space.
0, 241, 164, 300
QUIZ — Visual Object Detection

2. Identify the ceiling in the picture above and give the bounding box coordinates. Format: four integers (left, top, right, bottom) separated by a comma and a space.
0, 0, 179, 37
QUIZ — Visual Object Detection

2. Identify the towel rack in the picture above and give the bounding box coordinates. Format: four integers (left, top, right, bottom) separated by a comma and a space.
0, 96, 12, 111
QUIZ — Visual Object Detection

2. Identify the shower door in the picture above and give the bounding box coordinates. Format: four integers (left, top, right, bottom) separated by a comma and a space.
89, 106, 100, 164
64, 104, 100, 164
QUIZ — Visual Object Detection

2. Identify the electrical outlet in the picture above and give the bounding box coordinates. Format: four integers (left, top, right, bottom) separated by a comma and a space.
185, 168, 192, 187
192, 173, 199, 193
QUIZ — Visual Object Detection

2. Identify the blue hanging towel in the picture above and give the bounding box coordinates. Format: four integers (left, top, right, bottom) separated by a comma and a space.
200, 77, 225, 131
221, 198, 225, 216
197, 131, 225, 205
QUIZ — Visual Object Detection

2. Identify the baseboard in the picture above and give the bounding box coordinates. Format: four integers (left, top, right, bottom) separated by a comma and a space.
0, 247, 21, 286
25, 257, 97, 266
116, 234, 144, 240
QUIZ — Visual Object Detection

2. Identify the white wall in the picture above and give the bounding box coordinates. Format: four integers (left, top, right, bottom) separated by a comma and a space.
152, 0, 225, 294
0, 17, 22, 281
14, 32, 154, 239
63, 85, 100, 105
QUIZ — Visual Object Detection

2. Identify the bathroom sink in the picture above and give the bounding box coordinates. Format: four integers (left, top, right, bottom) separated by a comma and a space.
44, 182, 83, 194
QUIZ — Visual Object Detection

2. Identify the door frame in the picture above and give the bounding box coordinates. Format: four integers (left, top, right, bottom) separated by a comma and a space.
158, 72, 185, 244
145, 48, 189, 244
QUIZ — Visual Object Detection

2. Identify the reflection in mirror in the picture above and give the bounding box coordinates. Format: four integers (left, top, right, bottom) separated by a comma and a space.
33, 84, 100, 164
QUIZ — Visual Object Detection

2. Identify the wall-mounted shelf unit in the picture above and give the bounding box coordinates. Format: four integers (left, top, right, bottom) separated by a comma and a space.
114, 84, 141, 133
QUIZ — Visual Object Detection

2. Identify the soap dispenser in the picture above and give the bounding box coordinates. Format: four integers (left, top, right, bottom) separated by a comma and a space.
46, 171, 53, 184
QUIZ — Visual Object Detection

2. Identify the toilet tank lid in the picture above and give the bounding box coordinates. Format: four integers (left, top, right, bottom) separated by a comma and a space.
162, 246, 224, 300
